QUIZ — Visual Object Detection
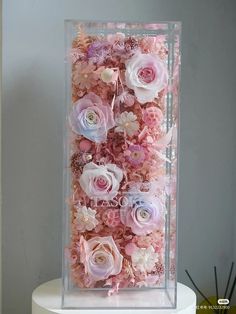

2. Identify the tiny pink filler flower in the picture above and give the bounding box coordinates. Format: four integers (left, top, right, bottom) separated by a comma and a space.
125, 144, 146, 167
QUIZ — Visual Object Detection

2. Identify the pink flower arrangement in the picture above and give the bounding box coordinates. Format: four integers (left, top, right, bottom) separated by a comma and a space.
67, 26, 179, 293
103, 208, 121, 227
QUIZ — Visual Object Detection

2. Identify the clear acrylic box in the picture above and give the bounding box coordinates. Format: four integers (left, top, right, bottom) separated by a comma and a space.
63, 21, 181, 309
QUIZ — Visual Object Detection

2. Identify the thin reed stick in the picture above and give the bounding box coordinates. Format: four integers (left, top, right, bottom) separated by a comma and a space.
185, 269, 218, 314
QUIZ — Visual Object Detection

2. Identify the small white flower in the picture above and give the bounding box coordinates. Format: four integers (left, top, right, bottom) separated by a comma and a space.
75, 206, 99, 232
131, 246, 158, 272
115, 111, 139, 137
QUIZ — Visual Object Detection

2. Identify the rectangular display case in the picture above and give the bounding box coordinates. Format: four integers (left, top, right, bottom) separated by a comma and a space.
63, 21, 181, 309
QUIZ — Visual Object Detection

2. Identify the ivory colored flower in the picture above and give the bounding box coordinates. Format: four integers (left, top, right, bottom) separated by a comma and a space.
125, 53, 168, 104
69, 92, 115, 143
115, 111, 139, 137
80, 236, 123, 281
131, 246, 158, 272
75, 206, 99, 232
79, 162, 123, 201
100, 68, 118, 84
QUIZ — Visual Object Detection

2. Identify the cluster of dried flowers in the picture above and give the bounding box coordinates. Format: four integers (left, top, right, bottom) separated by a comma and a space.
66, 25, 179, 294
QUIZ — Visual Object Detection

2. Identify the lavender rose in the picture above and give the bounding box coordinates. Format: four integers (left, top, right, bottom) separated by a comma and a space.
125, 53, 168, 104
69, 92, 115, 143
79, 162, 123, 201
80, 236, 123, 281
120, 194, 163, 235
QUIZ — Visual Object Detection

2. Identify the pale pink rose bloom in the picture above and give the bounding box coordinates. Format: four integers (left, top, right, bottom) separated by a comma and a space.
79, 162, 123, 201
69, 92, 115, 143
100, 68, 119, 84
125, 53, 168, 104
120, 194, 163, 235
80, 236, 123, 281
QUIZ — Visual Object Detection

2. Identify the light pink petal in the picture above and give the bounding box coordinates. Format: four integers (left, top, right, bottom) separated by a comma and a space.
106, 164, 123, 183
84, 92, 103, 106
155, 127, 173, 148
74, 98, 93, 112
134, 86, 157, 104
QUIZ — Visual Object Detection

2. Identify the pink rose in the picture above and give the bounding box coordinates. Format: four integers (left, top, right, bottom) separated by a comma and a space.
120, 194, 163, 235
79, 162, 123, 201
125, 53, 168, 104
69, 92, 115, 143
80, 236, 123, 281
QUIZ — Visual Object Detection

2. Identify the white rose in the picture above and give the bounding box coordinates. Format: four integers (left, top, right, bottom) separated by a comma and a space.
79, 162, 123, 201
125, 53, 168, 104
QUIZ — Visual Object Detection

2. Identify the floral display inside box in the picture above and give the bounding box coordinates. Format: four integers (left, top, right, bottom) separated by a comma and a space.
63, 21, 181, 309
